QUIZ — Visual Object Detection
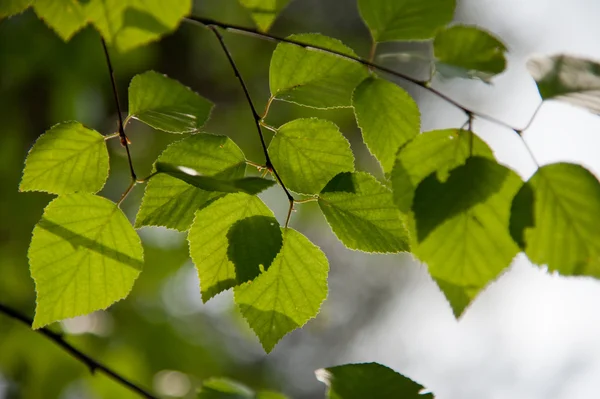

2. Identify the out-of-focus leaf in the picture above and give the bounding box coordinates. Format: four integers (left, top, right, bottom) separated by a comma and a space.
510, 163, 600, 275
358, 0, 455, 42
33, 0, 87, 41
319, 172, 410, 253
30, 194, 143, 328
20, 121, 109, 195
198, 377, 289, 399
353, 77, 420, 173
0, 0, 33, 18
434, 25, 507, 82
234, 228, 328, 353
527, 54, 600, 114
268, 118, 355, 194
128, 71, 213, 133
316, 362, 432, 399
270, 33, 368, 109
135, 134, 245, 231
238, 0, 290, 32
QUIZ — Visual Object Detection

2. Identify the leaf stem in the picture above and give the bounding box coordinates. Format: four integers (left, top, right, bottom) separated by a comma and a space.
261, 94, 275, 121
117, 179, 136, 206
100, 37, 137, 182
0, 303, 159, 399
205, 24, 295, 213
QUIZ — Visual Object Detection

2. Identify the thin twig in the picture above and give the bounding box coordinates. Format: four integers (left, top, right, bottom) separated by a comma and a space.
184, 16, 526, 134
0, 303, 159, 399
205, 24, 296, 227
100, 37, 137, 181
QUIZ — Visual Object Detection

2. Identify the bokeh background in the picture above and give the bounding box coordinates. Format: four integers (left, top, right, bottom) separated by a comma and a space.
2, 1, 600, 398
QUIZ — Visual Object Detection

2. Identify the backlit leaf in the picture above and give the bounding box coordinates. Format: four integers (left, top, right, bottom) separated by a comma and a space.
358, 0, 455, 42
238, 0, 290, 32
29, 193, 143, 328
412, 157, 521, 317
33, 0, 87, 41
156, 162, 275, 194
318, 172, 409, 253
391, 129, 494, 213
0, 0, 33, 18
270, 33, 368, 109
268, 118, 355, 194
20, 121, 109, 195
188, 193, 277, 301
510, 163, 600, 275
85, 0, 192, 52
527, 54, 600, 114
316, 362, 432, 399
234, 228, 328, 352
434, 25, 507, 82
128, 71, 213, 133
135, 134, 245, 231
353, 77, 420, 173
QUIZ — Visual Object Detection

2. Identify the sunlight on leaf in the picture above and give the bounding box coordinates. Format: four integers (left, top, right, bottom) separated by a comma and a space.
238, 0, 290, 32
33, 0, 87, 41
268, 118, 355, 194
189, 193, 276, 301
128, 71, 213, 133
316, 362, 432, 399
29, 194, 143, 328
319, 172, 410, 253
20, 121, 109, 195
270, 33, 368, 109
358, 0, 455, 42
353, 77, 420, 174
510, 163, 600, 275
136, 134, 245, 231
234, 228, 328, 353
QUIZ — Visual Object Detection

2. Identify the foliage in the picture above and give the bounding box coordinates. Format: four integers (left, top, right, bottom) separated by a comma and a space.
3, 0, 600, 397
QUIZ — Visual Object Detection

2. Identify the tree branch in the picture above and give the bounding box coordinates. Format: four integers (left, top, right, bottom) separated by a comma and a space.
185, 16, 527, 135
0, 303, 159, 399
205, 25, 296, 227
100, 37, 137, 182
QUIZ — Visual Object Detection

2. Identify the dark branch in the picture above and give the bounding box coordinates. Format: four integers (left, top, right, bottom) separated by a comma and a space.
184, 16, 522, 134
205, 24, 295, 225
100, 37, 137, 181
0, 303, 159, 399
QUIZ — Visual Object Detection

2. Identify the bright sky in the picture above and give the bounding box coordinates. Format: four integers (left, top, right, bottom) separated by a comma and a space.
344, 1, 600, 398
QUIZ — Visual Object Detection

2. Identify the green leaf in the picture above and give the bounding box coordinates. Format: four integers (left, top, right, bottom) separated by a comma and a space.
188, 193, 277, 301
391, 129, 494, 213
128, 71, 213, 133
234, 228, 328, 353
29, 193, 143, 328
0, 0, 33, 18
510, 163, 600, 275
198, 378, 288, 399
135, 134, 245, 231
270, 33, 369, 109
434, 25, 507, 82
20, 121, 109, 195
358, 0, 455, 42
33, 0, 87, 41
353, 77, 420, 173
412, 157, 521, 316
156, 163, 275, 194
318, 172, 409, 253
435, 279, 480, 317
84, 0, 192, 52
268, 118, 355, 194
317, 362, 432, 399
238, 0, 290, 32
527, 54, 600, 114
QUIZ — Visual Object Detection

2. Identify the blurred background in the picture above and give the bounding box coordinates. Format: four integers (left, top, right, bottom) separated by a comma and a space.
2, 0, 600, 398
